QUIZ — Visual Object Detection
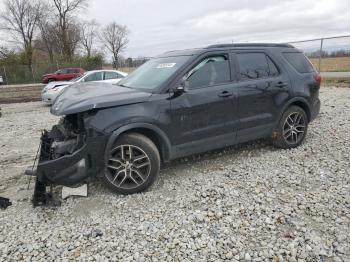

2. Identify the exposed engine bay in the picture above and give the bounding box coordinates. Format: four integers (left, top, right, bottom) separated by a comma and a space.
27, 113, 106, 207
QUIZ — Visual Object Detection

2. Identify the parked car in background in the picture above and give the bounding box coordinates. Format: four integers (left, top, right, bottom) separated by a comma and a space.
0, 75, 3, 85
41, 70, 128, 104
42, 68, 85, 84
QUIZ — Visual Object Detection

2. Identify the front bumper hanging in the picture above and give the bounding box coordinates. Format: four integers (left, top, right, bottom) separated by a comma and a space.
26, 127, 105, 207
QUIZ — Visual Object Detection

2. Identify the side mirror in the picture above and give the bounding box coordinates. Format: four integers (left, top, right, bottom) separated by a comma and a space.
176, 77, 189, 93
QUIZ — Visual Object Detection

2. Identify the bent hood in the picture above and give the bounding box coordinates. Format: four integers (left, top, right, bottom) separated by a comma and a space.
44, 81, 73, 91
51, 82, 152, 116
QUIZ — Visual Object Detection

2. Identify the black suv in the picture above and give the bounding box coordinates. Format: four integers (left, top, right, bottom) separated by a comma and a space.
31, 43, 321, 202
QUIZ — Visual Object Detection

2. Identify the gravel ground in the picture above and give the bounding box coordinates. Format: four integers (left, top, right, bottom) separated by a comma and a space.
0, 86, 349, 262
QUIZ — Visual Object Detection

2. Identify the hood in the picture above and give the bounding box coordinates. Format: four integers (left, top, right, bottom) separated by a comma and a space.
51, 82, 152, 116
43, 73, 55, 78
44, 81, 73, 90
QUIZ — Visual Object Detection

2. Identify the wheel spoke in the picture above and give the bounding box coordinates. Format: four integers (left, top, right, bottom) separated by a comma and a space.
109, 158, 124, 165
283, 127, 291, 135
129, 173, 141, 185
295, 125, 305, 133
131, 168, 145, 182
133, 155, 147, 162
118, 172, 128, 187
293, 132, 298, 143
129, 145, 133, 160
286, 115, 294, 126
112, 169, 125, 183
107, 165, 123, 171
135, 161, 150, 169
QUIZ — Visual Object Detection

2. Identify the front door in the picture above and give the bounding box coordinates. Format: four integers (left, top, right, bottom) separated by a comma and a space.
170, 53, 238, 157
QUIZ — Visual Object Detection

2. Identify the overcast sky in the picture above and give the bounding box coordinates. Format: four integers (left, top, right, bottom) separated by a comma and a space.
1, 0, 349, 58
86, 0, 350, 58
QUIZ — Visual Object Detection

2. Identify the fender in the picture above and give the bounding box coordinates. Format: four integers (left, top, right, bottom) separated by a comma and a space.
276, 97, 311, 125
104, 123, 173, 164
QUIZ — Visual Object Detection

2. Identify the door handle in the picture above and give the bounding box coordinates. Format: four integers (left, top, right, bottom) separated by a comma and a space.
275, 82, 287, 88
218, 90, 233, 98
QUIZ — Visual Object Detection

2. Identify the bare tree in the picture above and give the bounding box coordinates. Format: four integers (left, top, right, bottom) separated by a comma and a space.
52, 0, 87, 61
100, 22, 129, 68
80, 20, 99, 58
36, 19, 60, 63
0, 0, 44, 71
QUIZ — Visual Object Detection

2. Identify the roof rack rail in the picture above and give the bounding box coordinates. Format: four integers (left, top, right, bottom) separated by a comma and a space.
206, 43, 294, 49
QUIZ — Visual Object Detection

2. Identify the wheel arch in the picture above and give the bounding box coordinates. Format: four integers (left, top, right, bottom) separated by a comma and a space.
279, 97, 311, 123
105, 123, 173, 164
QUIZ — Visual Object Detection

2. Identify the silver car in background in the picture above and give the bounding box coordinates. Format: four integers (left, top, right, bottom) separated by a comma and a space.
41, 70, 128, 104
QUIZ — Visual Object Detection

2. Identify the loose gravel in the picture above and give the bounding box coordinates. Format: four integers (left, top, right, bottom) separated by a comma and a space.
0, 86, 349, 262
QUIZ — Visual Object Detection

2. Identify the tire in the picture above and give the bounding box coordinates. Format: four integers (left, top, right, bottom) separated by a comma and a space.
272, 106, 308, 149
47, 78, 55, 83
103, 133, 160, 194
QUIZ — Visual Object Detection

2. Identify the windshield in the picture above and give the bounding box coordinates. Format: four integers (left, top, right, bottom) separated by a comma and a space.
117, 56, 190, 90
72, 75, 84, 82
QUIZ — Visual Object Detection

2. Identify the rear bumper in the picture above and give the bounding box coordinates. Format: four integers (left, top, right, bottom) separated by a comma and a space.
310, 98, 321, 122
35, 130, 106, 186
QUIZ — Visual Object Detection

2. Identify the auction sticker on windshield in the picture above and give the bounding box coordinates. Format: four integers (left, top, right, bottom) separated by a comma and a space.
157, 63, 176, 69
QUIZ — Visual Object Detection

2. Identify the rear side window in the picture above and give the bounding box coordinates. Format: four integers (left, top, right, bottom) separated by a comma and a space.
282, 52, 315, 73
237, 53, 279, 80
187, 55, 231, 89
84, 72, 103, 82
104, 71, 120, 80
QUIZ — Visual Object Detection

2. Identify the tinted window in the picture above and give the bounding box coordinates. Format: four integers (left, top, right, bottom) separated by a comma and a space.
104, 71, 120, 80
283, 52, 315, 73
57, 69, 68, 74
187, 56, 230, 89
84, 72, 103, 82
237, 53, 279, 80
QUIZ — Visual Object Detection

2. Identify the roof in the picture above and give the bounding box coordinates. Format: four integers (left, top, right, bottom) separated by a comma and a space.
206, 43, 294, 49
158, 43, 295, 57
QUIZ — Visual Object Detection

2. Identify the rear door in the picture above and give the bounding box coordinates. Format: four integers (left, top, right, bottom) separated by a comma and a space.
234, 51, 292, 142
170, 52, 238, 156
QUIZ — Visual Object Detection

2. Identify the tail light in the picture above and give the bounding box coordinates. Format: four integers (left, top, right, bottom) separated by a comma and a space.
314, 74, 322, 86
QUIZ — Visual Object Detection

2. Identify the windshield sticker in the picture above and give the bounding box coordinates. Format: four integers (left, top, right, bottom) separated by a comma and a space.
157, 63, 176, 69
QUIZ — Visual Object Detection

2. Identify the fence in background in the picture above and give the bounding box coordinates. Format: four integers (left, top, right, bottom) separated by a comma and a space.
289, 35, 350, 72
0, 60, 103, 85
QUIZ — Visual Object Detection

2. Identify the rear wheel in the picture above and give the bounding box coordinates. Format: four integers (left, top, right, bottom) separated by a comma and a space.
272, 106, 308, 149
103, 133, 160, 194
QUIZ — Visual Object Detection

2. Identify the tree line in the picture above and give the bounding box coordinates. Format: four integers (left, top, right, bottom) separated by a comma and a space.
306, 49, 350, 58
0, 0, 129, 73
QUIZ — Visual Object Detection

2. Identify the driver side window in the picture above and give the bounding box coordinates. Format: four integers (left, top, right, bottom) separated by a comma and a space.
187, 55, 230, 89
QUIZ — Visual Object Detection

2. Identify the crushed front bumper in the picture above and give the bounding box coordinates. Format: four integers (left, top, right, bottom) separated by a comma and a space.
29, 125, 106, 206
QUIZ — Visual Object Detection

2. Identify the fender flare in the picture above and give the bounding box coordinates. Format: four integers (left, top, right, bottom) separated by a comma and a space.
276, 97, 311, 124
104, 123, 173, 163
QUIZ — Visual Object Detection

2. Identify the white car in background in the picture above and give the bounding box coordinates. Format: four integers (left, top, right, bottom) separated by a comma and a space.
41, 70, 127, 104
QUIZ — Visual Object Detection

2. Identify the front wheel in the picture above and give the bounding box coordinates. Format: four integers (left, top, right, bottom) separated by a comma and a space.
103, 133, 160, 194
272, 106, 308, 149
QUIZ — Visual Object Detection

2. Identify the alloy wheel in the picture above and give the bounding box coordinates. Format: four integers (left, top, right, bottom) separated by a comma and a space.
106, 145, 151, 189
283, 112, 306, 144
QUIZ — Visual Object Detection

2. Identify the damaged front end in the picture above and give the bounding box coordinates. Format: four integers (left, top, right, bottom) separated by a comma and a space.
28, 113, 106, 206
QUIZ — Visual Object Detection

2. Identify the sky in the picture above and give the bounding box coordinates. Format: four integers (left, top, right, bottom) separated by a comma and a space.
86, 0, 350, 58
1, 0, 349, 58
